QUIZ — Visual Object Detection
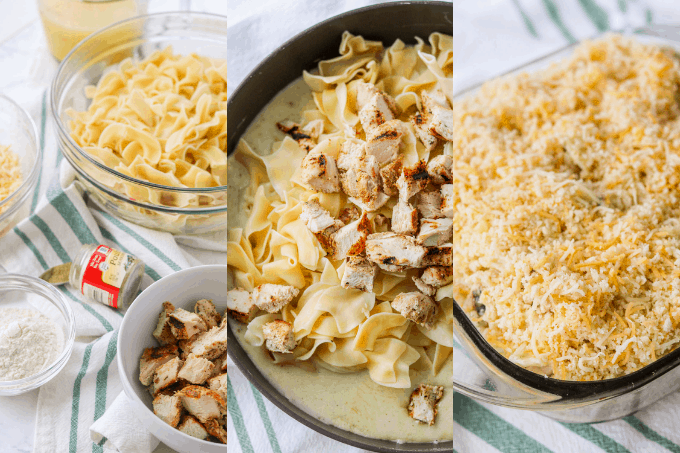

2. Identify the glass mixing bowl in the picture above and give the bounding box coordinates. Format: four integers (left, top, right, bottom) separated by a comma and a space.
51, 12, 227, 235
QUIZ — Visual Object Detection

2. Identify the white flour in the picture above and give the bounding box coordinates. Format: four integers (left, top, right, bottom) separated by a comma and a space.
0, 308, 64, 381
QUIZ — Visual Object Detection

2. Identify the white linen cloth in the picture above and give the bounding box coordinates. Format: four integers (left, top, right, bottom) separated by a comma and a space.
226, 1, 680, 453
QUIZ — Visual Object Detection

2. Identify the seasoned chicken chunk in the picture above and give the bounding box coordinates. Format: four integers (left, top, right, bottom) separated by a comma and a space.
301, 151, 340, 193
204, 419, 228, 444
355, 81, 397, 112
152, 357, 183, 395
421, 266, 453, 287
277, 121, 316, 152
178, 385, 225, 424
380, 156, 403, 196
339, 205, 361, 224
421, 245, 452, 267
300, 200, 336, 233
374, 213, 391, 231
152, 302, 177, 346
178, 354, 215, 385
314, 220, 344, 254
428, 104, 453, 142
366, 232, 427, 271
207, 373, 228, 401
337, 140, 366, 171
391, 292, 439, 329
188, 323, 229, 361
417, 218, 453, 246
340, 153, 380, 205
358, 92, 396, 133
227, 287, 258, 323
392, 200, 419, 235
411, 111, 438, 151
412, 277, 436, 296
169, 308, 208, 340
331, 213, 372, 260
263, 320, 296, 353
441, 184, 453, 218
153, 394, 183, 428
253, 284, 300, 313
349, 191, 390, 212
178, 414, 208, 440
194, 299, 221, 329
416, 191, 442, 219
365, 120, 402, 164
427, 154, 452, 185
139, 344, 179, 386
341, 256, 377, 292
397, 160, 430, 201
408, 384, 444, 425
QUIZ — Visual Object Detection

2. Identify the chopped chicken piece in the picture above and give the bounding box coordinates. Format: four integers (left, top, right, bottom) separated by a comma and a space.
417, 218, 453, 246
277, 121, 316, 152
365, 120, 402, 164
392, 200, 419, 235
152, 302, 177, 346
302, 119, 325, 140
413, 277, 436, 296
178, 385, 225, 424
207, 373, 228, 401
441, 184, 453, 218
416, 191, 442, 219
204, 419, 228, 444
421, 245, 453, 267
178, 414, 208, 440
391, 292, 439, 329
153, 394, 183, 428
340, 153, 380, 205
408, 384, 444, 425
348, 191, 390, 212
169, 308, 207, 340
339, 205, 361, 224
210, 352, 229, 378
263, 320, 296, 353
358, 92, 396, 133
253, 284, 300, 313
331, 212, 372, 260
178, 354, 215, 385
152, 357, 183, 395
139, 344, 179, 386
189, 323, 229, 361
380, 156, 403, 196
301, 151, 340, 193
397, 160, 430, 201
194, 299, 221, 329
428, 104, 453, 142
411, 111, 438, 152
300, 200, 336, 233
424, 89, 450, 108
421, 266, 454, 287
355, 81, 397, 112
337, 140, 366, 171
341, 256, 378, 292
314, 220, 344, 254
374, 213, 391, 231
227, 287, 258, 323
427, 155, 452, 185
366, 232, 427, 271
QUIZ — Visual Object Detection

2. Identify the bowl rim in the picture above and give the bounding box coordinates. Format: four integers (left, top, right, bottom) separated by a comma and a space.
226, 2, 453, 451
0, 273, 76, 390
117, 264, 228, 449
50, 11, 228, 196
0, 94, 42, 214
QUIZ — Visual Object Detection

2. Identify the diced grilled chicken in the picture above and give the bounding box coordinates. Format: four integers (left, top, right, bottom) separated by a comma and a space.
366, 232, 427, 271
391, 292, 439, 329
263, 320, 296, 353
349, 191, 390, 212
355, 81, 397, 113
421, 266, 453, 287
392, 200, 419, 235
416, 191, 442, 219
207, 373, 228, 401
178, 385, 225, 424
358, 92, 396, 133
340, 153, 380, 205
417, 218, 453, 246
314, 220, 344, 254
253, 284, 300, 313
178, 414, 208, 440
397, 160, 430, 201
427, 155, 452, 185
227, 287, 258, 323
380, 156, 403, 196
374, 213, 391, 231
210, 352, 229, 378
425, 89, 450, 108
413, 277, 436, 296
421, 94, 453, 142
339, 206, 361, 225
365, 120, 402, 164
139, 344, 179, 386
188, 323, 229, 361
204, 419, 228, 444
337, 140, 366, 171
178, 354, 215, 385
411, 111, 439, 152
277, 121, 316, 152
332, 212, 372, 260
441, 184, 453, 218
168, 308, 208, 340
152, 302, 177, 346
341, 256, 378, 292
300, 200, 336, 233
152, 357, 183, 395
153, 393, 183, 428
421, 245, 452, 267
301, 151, 341, 193
194, 299, 221, 329
408, 384, 444, 425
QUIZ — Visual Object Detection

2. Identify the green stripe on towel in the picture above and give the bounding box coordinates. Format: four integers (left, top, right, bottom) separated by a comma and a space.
624, 416, 680, 453
561, 423, 631, 452
249, 383, 282, 453
92, 332, 119, 453
227, 376, 255, 453
69, 342, 95, 453
511, 0, 539, 38
13, 227, 48, 270
541, 0, 577, 43
50, 191, 99, 245
30, 215, 71, 262
577, 0, 610, 32
617, 0, 626, 13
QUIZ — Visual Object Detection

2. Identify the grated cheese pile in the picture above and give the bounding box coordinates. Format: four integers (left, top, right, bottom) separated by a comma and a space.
0, 144, 21, 209
451, 34, 680, 381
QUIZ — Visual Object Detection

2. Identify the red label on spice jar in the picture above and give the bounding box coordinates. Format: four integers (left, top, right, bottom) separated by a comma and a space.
81, 245, 131, 309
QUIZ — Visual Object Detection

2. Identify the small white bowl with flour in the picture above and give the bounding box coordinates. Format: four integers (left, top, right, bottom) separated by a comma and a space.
0, 274, 75, 395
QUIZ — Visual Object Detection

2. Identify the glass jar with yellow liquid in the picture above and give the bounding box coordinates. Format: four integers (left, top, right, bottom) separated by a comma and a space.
38, 0, 146, 61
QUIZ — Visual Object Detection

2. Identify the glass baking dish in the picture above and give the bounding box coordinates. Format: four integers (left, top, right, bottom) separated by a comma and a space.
449, 25, 680, 423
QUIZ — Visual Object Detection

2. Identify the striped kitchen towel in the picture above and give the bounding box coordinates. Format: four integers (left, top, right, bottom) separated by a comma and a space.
226, 0, 680, 452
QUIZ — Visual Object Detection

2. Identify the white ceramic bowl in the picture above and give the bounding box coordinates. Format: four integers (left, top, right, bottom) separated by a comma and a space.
117, 265, 228, 453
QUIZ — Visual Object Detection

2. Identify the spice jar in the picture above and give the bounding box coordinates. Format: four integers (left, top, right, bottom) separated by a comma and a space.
69, 244, 144, 310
